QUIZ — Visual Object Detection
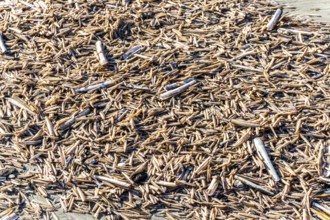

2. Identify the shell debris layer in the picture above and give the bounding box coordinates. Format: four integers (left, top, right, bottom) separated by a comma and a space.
0, 0, 330, 219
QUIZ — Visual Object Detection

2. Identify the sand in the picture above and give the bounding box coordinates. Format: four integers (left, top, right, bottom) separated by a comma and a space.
277, 0, 330, 23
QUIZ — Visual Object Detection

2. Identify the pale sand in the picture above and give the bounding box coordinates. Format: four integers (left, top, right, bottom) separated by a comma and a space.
276, 0, 330, 23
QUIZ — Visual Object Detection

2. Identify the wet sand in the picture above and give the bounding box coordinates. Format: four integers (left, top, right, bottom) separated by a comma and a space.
276, 0, 330, 22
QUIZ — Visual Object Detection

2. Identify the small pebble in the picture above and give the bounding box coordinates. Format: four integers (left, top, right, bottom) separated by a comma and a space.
9, 174, 15, 179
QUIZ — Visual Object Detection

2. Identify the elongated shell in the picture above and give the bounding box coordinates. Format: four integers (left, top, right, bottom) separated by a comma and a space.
253, 138, 280, 182
160, 80, 196, 100
266, 9, 282, 31
7, 97, 36, 115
